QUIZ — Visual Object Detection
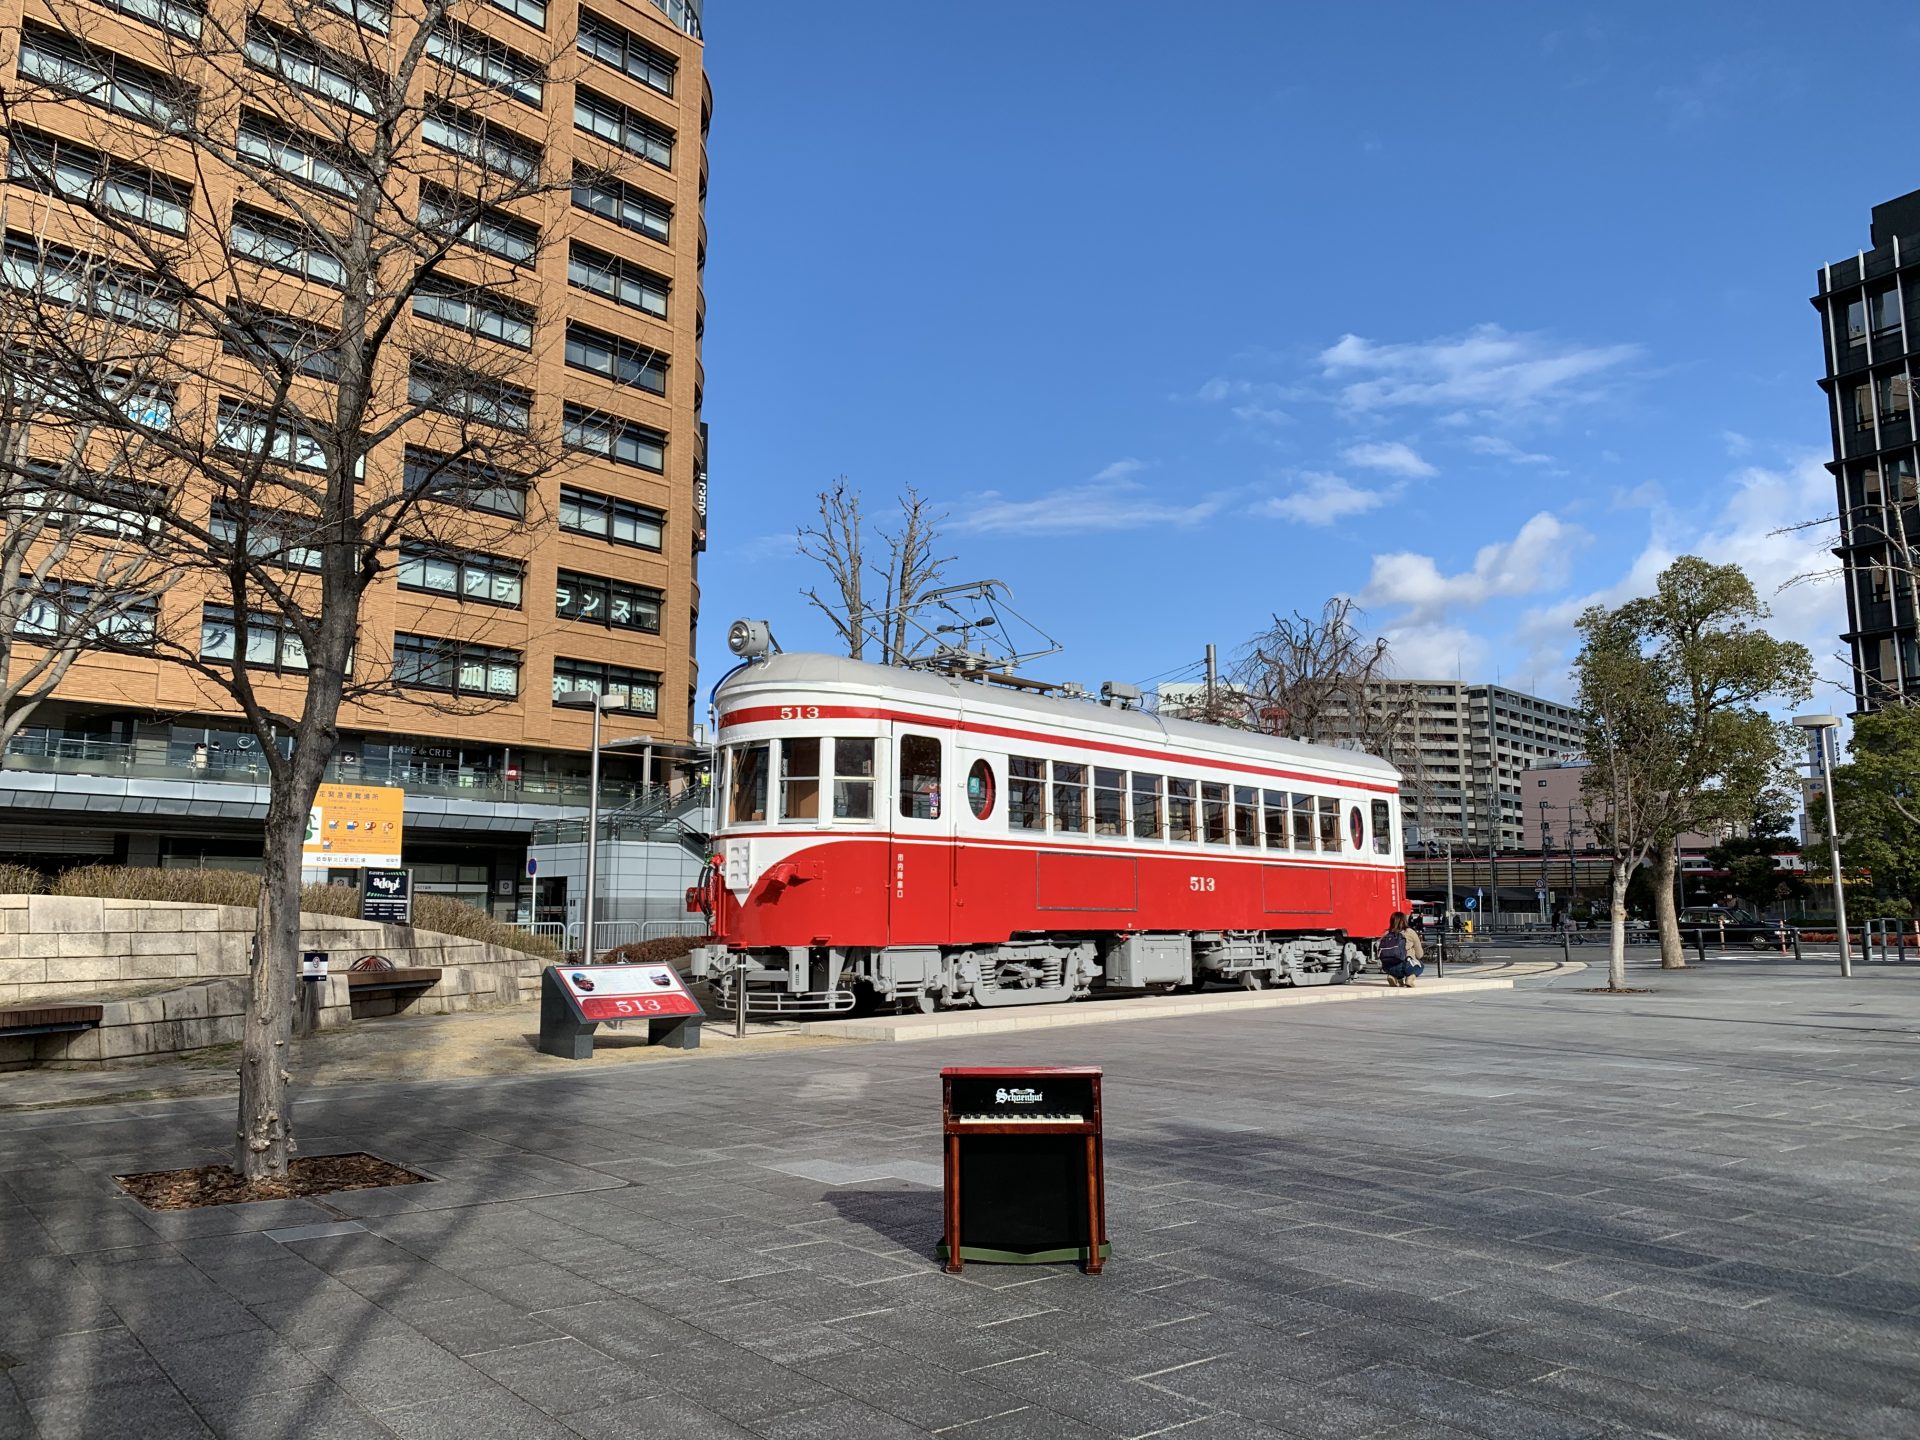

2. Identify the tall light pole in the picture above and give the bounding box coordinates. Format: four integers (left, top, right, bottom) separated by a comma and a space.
1538, 799, 1552, 922
1793, 714, 1850, 979
560, 690, 624, 958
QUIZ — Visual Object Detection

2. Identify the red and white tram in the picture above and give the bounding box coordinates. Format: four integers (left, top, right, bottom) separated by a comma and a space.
689, 652, 1406, 1013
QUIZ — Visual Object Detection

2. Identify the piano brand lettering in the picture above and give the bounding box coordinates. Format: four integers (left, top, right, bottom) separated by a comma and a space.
994, 1087, 1043, 1105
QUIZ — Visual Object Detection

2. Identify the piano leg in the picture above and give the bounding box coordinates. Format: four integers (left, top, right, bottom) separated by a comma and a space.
1084, 1134, 1105, 1275
943, 1132, 964, 1274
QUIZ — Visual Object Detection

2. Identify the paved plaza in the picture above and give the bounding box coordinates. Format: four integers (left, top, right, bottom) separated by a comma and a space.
3, 957, 1918, 1439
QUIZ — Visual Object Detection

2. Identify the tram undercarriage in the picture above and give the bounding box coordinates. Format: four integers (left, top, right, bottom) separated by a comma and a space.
690, 930, 1368, 1016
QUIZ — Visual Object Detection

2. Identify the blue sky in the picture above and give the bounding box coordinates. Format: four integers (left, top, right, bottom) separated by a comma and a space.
695, 0, 1916, 710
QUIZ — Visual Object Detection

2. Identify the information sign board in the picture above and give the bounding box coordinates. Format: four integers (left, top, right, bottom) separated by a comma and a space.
538, 963, 705, 1059
304, 784, 404, 868
553, 963, 701, 1022
361, 868, 413, 925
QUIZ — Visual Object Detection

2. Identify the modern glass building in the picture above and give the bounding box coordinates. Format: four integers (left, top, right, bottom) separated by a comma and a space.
1814, 188, 1920, 713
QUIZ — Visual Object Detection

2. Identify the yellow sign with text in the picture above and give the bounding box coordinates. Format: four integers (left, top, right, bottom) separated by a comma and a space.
303, 783, 405, 868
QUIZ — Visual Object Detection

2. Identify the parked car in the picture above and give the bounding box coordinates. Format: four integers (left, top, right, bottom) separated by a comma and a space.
1677, 907, 1794, 951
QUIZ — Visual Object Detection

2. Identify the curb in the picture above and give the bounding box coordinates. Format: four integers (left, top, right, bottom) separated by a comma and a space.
806, 973, 1525, 1043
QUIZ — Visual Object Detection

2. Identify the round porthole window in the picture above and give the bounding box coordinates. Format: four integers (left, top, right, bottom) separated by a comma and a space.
1349, 806, 1364, 851
967, 759, 996, 820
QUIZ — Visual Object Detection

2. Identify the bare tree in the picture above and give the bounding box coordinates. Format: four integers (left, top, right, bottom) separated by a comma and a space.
0, 250, 173, 752
1233, 598, 1413, 753
1, 0, 657, 1179
798, 480, 952, 664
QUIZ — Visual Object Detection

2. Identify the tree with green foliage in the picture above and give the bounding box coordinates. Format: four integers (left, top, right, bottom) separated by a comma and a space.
1574, 557, 1812, 984
1611, 559, 1812, 967
1832, 704, 1920, 905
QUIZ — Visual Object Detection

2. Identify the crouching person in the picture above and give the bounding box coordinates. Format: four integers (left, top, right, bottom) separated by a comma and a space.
1380, 912, 1425, 988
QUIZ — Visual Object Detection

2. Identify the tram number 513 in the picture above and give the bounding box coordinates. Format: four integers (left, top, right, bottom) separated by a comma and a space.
778, 706, 821, 720
1188, 876, 1216, 892
612, 998, 667, 1015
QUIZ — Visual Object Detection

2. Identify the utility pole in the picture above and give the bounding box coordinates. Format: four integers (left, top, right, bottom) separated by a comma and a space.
1204, 643, 1218, 714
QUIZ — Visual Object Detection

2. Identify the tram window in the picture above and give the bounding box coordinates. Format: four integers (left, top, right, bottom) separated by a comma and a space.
1263, 790, 1289, 849
1318, 796, 1340, 850
1131, 773, 1162, 839
1201, 783, 1228, 845
1053, 762, 1088, 833
1009, 755, 1045, 830
898, 734, 942, 820
1371, 799, 1393, 855
966, 758, 996, 821
1232, 786, 1260, 847
780, 737, 820, 821
1291, 793, 1316, 850
1166, 778, 1196, 841
1094, 768, 1126, 836
728, 742, 768, 824
1348, 805, 1365, 851
831, 737, 874, 820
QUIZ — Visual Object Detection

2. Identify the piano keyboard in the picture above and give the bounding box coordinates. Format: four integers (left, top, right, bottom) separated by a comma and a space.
954, 1112, 1083, 1124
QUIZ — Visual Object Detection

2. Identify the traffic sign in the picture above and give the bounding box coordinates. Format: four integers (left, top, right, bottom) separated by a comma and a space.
1535, 885, 1547, 899
1464, 897, 1478, 910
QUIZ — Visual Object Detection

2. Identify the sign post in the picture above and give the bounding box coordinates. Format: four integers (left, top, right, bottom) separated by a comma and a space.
296, 951, 329, 1036
538, 963, 704, 1059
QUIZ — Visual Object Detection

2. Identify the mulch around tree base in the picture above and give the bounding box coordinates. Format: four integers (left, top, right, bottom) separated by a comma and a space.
1579, 986, 1655, 995
114, 1152, 429, 1210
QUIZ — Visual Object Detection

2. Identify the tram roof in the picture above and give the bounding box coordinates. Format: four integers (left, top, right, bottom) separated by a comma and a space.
716, 652, 1401, 784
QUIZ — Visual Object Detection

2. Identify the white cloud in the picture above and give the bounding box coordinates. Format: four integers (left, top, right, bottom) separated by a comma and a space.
1361, 513, 1585, 624
1091, 457, 1148, 483
1340, 440, 1435, 478
1253, 472, 1397, 527
1721, 429, 1752, 456
951, 474, 1226, 535
1511, 453, 1847, 704
1381, 622, 1489, 682
1319, 324, 1640, 417
1467, 434, 1554, 466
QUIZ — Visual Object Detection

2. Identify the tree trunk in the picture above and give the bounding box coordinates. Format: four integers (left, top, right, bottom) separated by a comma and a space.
237, 783, 306, 1181
1652, 840, 1686, 968
1608, 859, 1630, 991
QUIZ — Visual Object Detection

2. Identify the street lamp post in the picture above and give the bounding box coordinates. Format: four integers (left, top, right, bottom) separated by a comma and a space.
1792, 714, 1850, 979
560, 690, 624, 958
1538, 800, 1552, 923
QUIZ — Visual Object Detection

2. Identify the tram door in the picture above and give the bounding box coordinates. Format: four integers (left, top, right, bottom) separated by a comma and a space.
888, 726, 951, 945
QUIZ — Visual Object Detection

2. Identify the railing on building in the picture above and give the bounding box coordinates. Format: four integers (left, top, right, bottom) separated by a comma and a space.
0, 733, 657, 808
526, 917, 708, 959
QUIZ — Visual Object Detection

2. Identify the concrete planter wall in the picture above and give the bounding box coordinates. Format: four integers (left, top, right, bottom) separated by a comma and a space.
0, 896, 546, 1070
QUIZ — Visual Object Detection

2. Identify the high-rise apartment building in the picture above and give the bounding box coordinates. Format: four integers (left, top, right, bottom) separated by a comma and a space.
1814, 187, 1920, 714
1158, 677, 1582, 851
0, 0, 708, 911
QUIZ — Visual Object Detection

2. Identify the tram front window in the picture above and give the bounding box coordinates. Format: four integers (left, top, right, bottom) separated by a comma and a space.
832, 738, 875, 819
728, 742, 769, 824
781, 737, 820, 821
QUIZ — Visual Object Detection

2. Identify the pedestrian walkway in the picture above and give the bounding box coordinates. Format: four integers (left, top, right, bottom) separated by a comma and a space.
2, 959, 1914, 1438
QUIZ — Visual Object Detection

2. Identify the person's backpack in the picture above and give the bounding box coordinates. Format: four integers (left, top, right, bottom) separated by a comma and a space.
1378, 929, 1407, 968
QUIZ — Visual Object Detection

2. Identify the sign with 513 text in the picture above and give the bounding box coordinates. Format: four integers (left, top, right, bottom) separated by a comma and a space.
551, 964, 702, 1023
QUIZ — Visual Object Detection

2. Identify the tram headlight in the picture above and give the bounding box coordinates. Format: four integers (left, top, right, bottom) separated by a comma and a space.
727, 618, 773, 658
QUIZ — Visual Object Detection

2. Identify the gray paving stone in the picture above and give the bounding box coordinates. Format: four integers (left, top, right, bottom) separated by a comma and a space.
22, 1377, 214, 1439
148, 1329, 328, 1408
203, 1382, 392, 1440
559, 1391, 758, 1438
377, 1381, 584, 1438
1522, 1365, 1838, 1440
469, 1335, 656, 1416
